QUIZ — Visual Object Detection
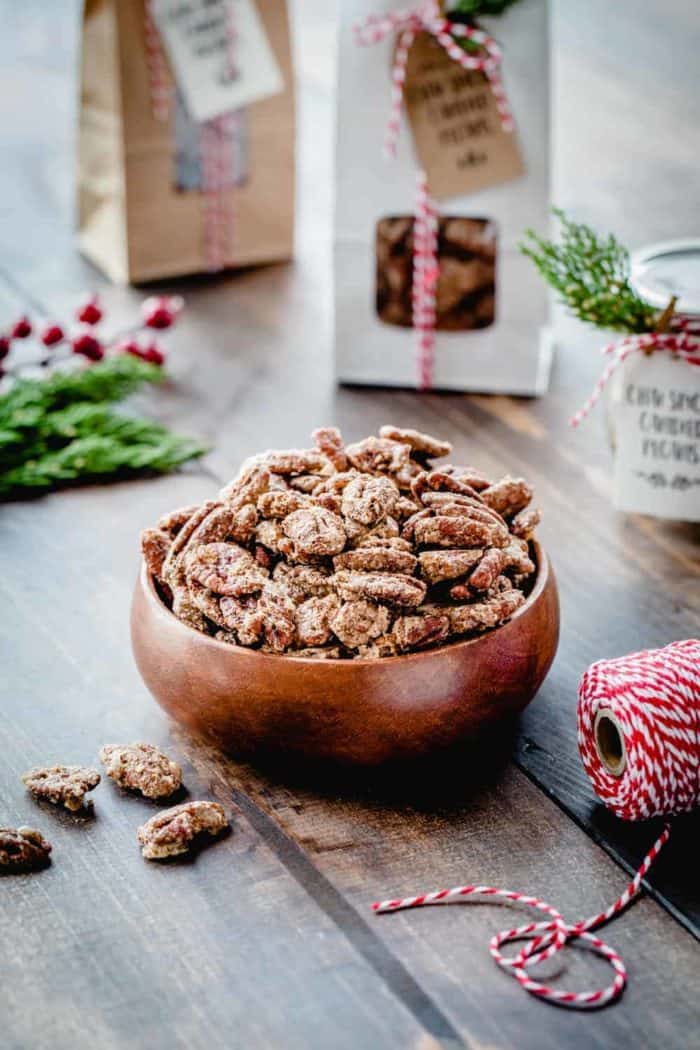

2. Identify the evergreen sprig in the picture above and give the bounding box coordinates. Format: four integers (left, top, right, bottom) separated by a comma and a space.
0, 356, 208, 499
450, 0, 521, 17
520, 209, 659, 334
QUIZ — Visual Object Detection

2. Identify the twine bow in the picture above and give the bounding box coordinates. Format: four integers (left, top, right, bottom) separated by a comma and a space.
570, 312, 700, 427
354, 1, 514, 159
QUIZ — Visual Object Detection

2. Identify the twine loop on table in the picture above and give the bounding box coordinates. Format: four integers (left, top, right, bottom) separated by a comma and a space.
354, 1, 513, 159
570, 317, 700, 427
373, 640, 700, 1009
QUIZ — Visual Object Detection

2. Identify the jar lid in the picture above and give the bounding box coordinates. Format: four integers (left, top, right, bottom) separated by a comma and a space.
630, 238, 700, 317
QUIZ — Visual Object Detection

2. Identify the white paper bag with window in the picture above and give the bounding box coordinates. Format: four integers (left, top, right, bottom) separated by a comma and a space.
334, 0, 552, 393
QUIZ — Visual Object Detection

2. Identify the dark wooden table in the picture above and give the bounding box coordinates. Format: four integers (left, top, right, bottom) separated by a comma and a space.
1, 2, 699, 1048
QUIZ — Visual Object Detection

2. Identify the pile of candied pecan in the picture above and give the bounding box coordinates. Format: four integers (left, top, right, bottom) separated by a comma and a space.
142, 426, 541, 658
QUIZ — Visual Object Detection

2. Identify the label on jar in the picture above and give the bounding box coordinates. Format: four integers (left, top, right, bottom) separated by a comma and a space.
151, 0, 283, 123
612, 352, 700, 522
403, 32, 524, 201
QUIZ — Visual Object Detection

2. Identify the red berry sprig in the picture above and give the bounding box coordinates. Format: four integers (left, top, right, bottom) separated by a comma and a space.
0, 292, 184, 380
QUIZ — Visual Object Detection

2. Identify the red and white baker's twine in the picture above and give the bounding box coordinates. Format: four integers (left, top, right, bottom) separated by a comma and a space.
570, 318, 700, 427
412, 173, 439, 389
144, 0, 237, 270
144, 0, 171, 121
354, 1, 514, 159
373, 640, 700, 1010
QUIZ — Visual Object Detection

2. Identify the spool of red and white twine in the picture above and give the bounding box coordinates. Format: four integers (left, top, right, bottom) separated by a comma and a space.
372, 639, 700, 1009
354, 2, 515, 389
144, 0, 237, 272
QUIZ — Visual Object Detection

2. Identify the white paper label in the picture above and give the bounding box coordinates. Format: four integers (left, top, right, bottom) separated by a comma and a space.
152, 0, 284, 123
611, 352, 700, 521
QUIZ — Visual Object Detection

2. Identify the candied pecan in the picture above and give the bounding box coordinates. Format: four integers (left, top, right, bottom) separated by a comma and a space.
413, 516, 507, 550
296, 594, 341, 647
0, 826, 51, 873
257, 582, 298, 652
330, 600, 391, 648
283, 506, 346, 558
418, 548, 484, 584
333, 570, 426, 607
141, 528, 171, 578
346, 515, 400, 547
394, 495, 421, 519
219, 594, 265, 645
333, 546, 417, 574
137, 801, 228, 861
260, 449, 329, 476
378, 425, 452, 459
466, 548, 508, 592
229, 503, 258, 544
511, 507, 541, 540
444, 466, 492, 491
356, 634, 400, 658
258, 490, 310, 519
313, 470, 362, 495
481, 476, 533, 518
420, 491, 507, 527
393, 613, 451, 652
255, 519, 293, 557
312, 426, 348, 471
272, 562, 333, 602
288, 474, 322, 494
449, 589, 525, 635
345, 436, 410, 474
185, 542, 268, 597
412, 470, 482, 501
341, 474, 399, 526
172, 590, 210, 632
99, 744, 182, 800
393, 459, 424, 491
157, 504, 200, 536
502, 538, 535, 576
293, 646, 343, 660
314, 491, 343, 515
220, 462, 272, 509
400, 507, 432, 541
447, 583, 471, 601
186, 505, 238, 546
162, 499, 219, 582
188, 580, 227, 628
22, 765, 100, 812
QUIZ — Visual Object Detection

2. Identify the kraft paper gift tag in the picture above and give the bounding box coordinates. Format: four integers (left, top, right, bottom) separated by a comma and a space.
403, 31, 524, 200
611, 352, 700, 522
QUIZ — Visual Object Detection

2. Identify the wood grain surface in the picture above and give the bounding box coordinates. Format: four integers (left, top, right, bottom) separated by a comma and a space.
1, 2, 699, 1049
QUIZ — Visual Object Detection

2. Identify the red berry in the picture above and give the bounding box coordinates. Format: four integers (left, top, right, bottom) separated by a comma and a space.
139, 341, 165, 366
11, 316, 32, 339
76, 294, 103, 326
41, 323, 64, 347
0, 336, 11, 361
116, 338, 145, 358
142, 295, 183, 330
72, 331, 104, 361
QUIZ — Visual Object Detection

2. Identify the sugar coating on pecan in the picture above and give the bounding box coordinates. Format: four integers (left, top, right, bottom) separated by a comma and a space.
341, 474, 399, 526
283, 506, 347, 558
418, 548, 484, 584
296, 594, 341, 647
22, 765, 101, 812
100, 743, 182, 800
145, 427, 539, 656
185, 542, 268, 597
334, 570, 427, 608
330, 600, 391, 648
312, 426, 348, 472
378, 425, 452, 459
141, 528, 171, 579
0, 826, 52, 872
481, 476, 533, 518
137, 801, 228, 861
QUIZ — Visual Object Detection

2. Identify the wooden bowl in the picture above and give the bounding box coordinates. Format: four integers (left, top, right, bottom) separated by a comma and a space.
131, 542, 559, 765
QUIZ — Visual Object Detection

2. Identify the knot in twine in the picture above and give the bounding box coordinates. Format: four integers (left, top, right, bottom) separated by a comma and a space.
570, 316, 700, 427
354, 1, 513, 159
372, 640, 700, 1009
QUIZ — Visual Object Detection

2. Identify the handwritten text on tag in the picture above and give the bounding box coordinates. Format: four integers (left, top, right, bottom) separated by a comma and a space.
152, 0, 283, 123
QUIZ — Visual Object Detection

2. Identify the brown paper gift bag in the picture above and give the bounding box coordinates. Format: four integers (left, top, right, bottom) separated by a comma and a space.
77, 0, 295, 284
